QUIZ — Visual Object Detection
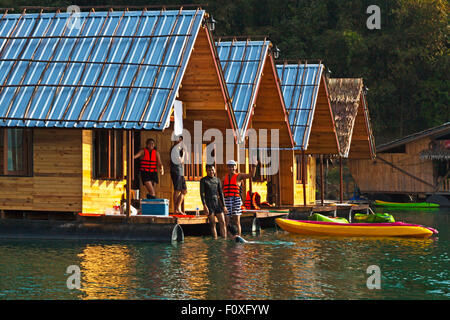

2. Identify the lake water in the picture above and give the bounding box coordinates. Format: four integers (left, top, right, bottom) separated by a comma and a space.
0, 208, 448, 300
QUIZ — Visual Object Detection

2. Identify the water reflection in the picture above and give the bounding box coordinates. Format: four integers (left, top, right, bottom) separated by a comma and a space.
78, 244, 136, 299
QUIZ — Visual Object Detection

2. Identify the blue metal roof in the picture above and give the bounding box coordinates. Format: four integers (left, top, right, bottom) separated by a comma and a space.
276, 63, 324, 150
216, 40, 269, 141
0, 9, 204, 130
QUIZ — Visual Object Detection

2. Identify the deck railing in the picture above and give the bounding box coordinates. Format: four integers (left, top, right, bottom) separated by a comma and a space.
441, 178, 450, 192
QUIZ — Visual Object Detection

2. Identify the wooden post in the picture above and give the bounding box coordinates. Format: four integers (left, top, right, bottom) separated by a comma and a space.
126, 130, 132, 220
302, 149, 307, 206
325, 158, 328, 196
249, 148, 253, 201
320, 154, 324, 206
339, 156, 343, 204
131, 129, 135, 190
277, 170, 281, 207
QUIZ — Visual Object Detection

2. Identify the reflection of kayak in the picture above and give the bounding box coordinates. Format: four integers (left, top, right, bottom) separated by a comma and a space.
275, 218, 438, 238
373, 200, 440, 208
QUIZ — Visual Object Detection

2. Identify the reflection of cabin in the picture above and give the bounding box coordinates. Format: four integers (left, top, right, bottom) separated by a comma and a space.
216, 38, 294, 207
327, 78, 376, 201
0, 9, 236, 214
349, 122, 450, 200
276, 61, 340, 205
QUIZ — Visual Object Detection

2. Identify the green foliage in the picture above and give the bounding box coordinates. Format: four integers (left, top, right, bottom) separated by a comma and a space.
0, 0, 448, 143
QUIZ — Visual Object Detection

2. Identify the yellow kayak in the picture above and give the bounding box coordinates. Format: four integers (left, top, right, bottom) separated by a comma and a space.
275, 218, 437, 238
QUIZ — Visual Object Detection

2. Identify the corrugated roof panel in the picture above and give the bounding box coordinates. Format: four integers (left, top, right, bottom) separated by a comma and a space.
0, 9, 204, 130
277, 63, 323, 149
216, 40, 269, 140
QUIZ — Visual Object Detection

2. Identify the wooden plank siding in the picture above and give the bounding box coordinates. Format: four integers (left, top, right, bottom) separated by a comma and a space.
349, 136, 435, 194
251, 181, 268, 203
0, 129, 82, 212
293, 153, 316, 205
348, 100, 372, 159
279, 149, 295, 205
81, 130, 127, 214
251, 55, 293, 148
306, 76, 340, 155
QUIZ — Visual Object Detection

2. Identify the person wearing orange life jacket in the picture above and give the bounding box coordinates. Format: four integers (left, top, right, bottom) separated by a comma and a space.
222, 159, 257, 237
244, 191, 260, 210
134, 138, 164, 199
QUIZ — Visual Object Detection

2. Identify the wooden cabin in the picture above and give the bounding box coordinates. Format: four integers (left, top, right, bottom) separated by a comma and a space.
326, 78, 376, 201
276, 61, 340, 205
349, 122, 450, 200
215, 38, 294, 207
0, 8, 237, 214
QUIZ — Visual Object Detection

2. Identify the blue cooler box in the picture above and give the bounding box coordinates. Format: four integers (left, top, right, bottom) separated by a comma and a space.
141, 199, 169, 216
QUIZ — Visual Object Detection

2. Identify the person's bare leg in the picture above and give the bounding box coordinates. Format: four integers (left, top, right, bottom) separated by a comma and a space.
178, 189, 187, 214
225, 214, 233, 238
233, 215, 242, 236
173, 190, 181, 213
145, 181, 155, 197
209, 214, 218, 239
216, 213, 227, 238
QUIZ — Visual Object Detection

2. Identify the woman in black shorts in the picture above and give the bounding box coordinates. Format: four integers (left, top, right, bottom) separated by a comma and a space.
134, 138, 164, 199
200, 164, 228, 238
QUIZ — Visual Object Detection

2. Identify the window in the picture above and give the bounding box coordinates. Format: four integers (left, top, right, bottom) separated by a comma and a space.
295, 154, 305, 184
184, 143, 203, 181
0, 128, 32, 176
93, 130, 123, 180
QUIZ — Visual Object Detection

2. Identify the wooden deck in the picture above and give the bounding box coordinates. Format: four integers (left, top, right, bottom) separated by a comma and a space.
0, 208, 291, 239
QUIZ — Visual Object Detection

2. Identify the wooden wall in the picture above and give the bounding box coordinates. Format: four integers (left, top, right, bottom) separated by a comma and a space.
252, 55, 293, 148
348, 99, 373, 159
307, 76, 340, 155
252, 181, 268, 203
280, 150, 295, 205
349, 137, 434, 194
81, 130, 127, 214
293, 154, 316, 205
183, 181, 202, 211
0, 129, 82, 212
277, 151, 317, 206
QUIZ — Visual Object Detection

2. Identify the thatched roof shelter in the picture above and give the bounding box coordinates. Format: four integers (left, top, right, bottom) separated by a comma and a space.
327, 78, 375, 159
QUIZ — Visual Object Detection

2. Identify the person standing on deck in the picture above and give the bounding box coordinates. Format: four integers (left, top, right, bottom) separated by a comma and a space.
222, 159, 257, 236
200, 164, 228, 238
134, 138, 164, 199
170, 135, 187, 214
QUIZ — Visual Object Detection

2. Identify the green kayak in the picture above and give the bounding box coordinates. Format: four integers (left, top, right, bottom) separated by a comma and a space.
308, 213, 349, 223
354, 213, 395, 223
373, 200, 440, 208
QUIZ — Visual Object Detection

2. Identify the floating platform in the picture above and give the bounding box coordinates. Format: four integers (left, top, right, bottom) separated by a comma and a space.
0, 209, 290, 241
0, 213, 184, 242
